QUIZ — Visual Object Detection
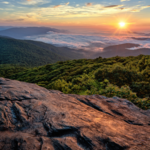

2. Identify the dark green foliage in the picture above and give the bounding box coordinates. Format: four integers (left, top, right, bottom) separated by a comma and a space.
131, 82, 150, 98
87, 82, 137, 102
0, 55, 150, 109
25, 40, 84, 60
95, 66, 142, 86
0, 64, 27, 77
0, 37, 77, 67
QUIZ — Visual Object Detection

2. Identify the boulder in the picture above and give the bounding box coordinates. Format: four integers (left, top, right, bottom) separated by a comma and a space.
0, 77, 150, 150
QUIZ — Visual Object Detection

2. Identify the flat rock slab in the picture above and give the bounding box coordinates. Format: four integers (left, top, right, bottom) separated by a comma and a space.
0, 77, 150, 150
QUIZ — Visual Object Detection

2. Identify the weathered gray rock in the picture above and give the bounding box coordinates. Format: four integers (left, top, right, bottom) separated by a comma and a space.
0, 77, 150, 150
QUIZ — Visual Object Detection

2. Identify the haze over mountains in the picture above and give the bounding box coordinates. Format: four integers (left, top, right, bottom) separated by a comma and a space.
0, 26, 150, 64
130, 31, 150, 36
0, 36, 84, 66
132, 37, 150, 41
0, 26, 12, 31
94, 43, 150, 58
0, 27, 67, 39
0, 36, 150, 67
22, 27, 150, 52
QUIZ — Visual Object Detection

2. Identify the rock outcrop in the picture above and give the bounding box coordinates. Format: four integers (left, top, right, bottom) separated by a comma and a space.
0, 77, 150, 150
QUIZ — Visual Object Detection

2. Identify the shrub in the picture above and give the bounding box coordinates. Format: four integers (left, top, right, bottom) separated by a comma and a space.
131, 82, 150, 98
95, 66, 142, 87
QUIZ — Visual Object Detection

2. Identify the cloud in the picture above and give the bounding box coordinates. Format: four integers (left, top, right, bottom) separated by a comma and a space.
2, 1, 9, 4
25, 31, 150, 52
26, 14, 32, 18
120, 0, 130, 2
5, 19, 24, 22
17, 19, 24, 21
66, 2, 69, 6
131, 5, 150, 12
142, 5, 150, 9
19, 0, 50, 5
1, 2, 150, 23
86, 3, 92, 7
53, 5, 62, 8
131, 9, 139, 12
36, 4, 127, 18
104, 5, 123, 8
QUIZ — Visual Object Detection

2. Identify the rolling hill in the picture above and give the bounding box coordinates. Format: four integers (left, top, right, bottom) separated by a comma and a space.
25, 40, 84, 60
97, 48, 150, 58
132, 37, 150, 41
92, 43, 150, 58
103, 43, 140, 51
0, 36, 77, 67
0, 55, 150, 110
0, 26, 12, 31
0, 27, 66, 39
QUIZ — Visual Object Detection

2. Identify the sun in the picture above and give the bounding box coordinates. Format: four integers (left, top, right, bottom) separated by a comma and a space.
119, 22, 126, 28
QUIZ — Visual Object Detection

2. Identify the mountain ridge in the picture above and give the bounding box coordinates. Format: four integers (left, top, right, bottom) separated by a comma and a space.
0, 27, 67, 39
0, 36, 84, 67
93, 43, 150, 58
25, 40, 84, 60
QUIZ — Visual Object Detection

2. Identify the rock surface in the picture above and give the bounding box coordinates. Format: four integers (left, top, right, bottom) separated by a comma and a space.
0, 77, 150, 150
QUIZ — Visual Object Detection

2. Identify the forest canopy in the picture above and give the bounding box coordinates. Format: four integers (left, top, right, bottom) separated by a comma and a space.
0, 55, 150, 110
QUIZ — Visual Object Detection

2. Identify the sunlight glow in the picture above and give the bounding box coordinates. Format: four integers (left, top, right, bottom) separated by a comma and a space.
119, 22, 126, 28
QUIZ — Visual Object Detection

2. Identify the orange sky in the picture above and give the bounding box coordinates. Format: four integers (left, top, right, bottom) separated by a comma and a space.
0, 0, 150, 32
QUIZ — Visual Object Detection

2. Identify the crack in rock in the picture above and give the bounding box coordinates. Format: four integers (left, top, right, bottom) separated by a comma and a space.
0, 78, 149, 150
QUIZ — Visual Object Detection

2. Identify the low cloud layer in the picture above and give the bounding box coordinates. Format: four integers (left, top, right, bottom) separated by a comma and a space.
25, 31, 150, 52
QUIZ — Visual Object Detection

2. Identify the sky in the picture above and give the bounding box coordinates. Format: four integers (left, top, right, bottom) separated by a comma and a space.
0, 0, 150, 31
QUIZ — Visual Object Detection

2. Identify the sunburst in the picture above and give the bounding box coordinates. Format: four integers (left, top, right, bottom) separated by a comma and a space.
119, 22, 126, 28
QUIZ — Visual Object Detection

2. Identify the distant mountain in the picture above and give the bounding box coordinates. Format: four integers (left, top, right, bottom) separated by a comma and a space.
0, 26, 12, 31
0, 27, 66, 39
93, 43, 150, 58
100, 48, 150, 58
128, 31, 150, 36
103, 43, 140, 51
0, 36, 81, 67
132, 37, 150, 41
25, 40, 84, 60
